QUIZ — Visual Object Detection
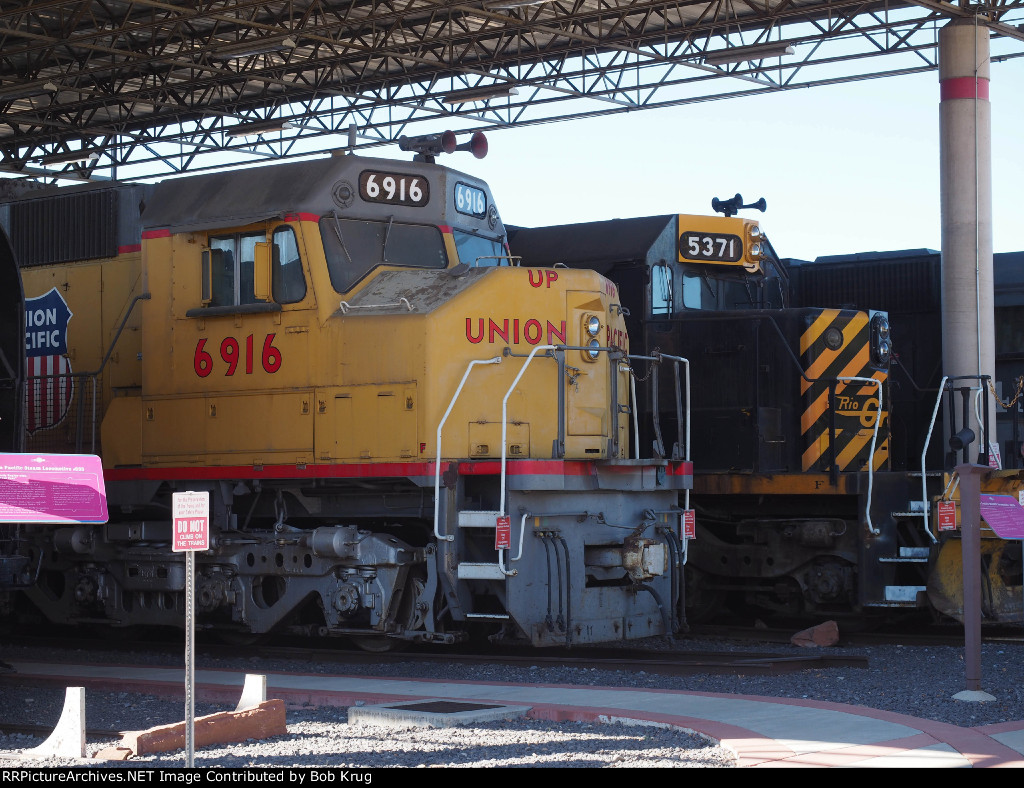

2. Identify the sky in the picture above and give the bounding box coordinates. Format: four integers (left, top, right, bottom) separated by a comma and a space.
466, 56, 1024, 263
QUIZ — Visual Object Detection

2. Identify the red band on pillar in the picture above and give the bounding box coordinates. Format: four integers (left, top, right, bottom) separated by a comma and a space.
940, 77, 990, 101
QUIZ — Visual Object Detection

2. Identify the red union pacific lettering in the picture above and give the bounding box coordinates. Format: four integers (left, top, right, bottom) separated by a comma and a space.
466, 317, 567, 346
527, 270, 559, 288
605, 325, 628, 351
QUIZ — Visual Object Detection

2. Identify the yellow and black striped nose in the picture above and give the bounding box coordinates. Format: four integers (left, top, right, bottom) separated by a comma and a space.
799, 309, 889, 473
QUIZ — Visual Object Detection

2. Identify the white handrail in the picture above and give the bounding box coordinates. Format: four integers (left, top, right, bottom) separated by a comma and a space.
619, 363, 639, 460
920, 376, 948, 542
654, 353, 691, 511
433, 356, 503, 542
496, 512, 530, 576
501, 345, 556, 516
974, 385, 998, 469
338, 297, 413, 313
837, 376, 883, 535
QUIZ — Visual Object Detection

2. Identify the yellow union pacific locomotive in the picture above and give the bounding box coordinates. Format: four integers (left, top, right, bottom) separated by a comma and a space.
1, 133, 689, 648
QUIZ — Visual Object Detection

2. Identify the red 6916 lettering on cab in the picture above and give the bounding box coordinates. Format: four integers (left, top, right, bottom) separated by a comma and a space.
194, 334, 282, 377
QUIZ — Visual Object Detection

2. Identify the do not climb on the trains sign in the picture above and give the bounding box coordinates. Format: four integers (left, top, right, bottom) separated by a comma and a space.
172, 491, 209, 552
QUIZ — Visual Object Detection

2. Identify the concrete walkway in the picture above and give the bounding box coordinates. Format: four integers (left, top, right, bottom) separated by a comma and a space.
8, 660, 1024, 768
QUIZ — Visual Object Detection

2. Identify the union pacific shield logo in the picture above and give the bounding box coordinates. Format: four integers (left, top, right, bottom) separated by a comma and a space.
25, 288, 74, 434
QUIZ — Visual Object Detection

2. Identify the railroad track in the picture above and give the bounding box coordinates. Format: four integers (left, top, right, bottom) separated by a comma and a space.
1, 632, 867, 677
4, 618, 1022, 683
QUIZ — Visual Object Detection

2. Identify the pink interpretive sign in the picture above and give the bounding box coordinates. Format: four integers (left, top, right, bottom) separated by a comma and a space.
0, 453, 107, 524
980, 494, 1024, 540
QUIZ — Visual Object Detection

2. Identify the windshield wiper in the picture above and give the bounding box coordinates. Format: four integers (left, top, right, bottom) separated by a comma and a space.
330, 210, 354, 265
382, 215, 394, 263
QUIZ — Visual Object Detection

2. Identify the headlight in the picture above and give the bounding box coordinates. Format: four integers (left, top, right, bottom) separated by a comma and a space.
586, 315, 601, 336
870, 313, 892, 366
750, 243, 761, 257
586, 339, 601, 360
749, 225, 761, 239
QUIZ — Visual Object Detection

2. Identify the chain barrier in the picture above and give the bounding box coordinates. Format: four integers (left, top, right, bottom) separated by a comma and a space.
989, 376, 1024, 411
630, 346, 660, 383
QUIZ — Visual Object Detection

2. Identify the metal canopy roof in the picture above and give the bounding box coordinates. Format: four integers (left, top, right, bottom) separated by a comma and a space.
1, 0, 1022, 184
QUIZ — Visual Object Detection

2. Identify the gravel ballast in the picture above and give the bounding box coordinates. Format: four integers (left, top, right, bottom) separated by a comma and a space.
0, 633, 1021, 768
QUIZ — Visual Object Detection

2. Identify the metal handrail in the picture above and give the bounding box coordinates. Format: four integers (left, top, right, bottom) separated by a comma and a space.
496, 512, 530, 575
654, 351, 691, 510
919, 376, 949, 542
500, 345, 556, 516
338, 297, 413, 313
836, 376, 883, 535
432, 355, 503, 542
619, 363, 639, 459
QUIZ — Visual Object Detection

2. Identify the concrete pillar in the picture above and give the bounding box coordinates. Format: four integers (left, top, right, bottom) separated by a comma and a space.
939, 19, 996, 465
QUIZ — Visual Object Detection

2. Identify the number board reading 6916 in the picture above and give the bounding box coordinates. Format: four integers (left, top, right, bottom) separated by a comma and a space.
359, 170, 429, 207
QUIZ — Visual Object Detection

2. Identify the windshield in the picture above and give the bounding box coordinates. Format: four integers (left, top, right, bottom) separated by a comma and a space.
453, 229, 506, 267
320, 215, 447, 293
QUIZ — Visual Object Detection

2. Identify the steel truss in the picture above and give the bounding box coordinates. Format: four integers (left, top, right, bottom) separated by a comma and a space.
0, 0, 1021, 183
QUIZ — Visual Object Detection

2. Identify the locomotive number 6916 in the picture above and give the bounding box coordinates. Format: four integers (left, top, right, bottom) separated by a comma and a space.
359, 170, 429, 207
194, 334, 282, 377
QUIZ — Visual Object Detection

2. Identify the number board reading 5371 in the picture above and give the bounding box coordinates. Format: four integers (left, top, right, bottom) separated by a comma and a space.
678, 231, 743, 263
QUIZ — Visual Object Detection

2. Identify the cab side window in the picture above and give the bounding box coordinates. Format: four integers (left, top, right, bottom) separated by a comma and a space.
209, 232, 263, 306
272, 226, 306, 304
454, 230, 505, 266
650, 261, 673, 316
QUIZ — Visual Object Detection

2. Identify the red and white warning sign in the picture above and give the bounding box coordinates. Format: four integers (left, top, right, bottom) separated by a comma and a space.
172, 491, 210, 552
495, 515, 511, 550
682, 509, 696, 539
937, 500, 958, 532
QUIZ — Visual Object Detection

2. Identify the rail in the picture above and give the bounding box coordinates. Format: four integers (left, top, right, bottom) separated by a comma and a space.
25, 291, 151, 455
655, 352, 690, 511
919, 376, 949, 542
433, 345, 678, 573
620, 363, 639, 459
496, 512, 530, 576
834, 376, 883, 535
499, 345, 557, 517
917, 375, 992, 542
338, 297, 413, 313
25, 372, 98, 454
432, 355, 503, 542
